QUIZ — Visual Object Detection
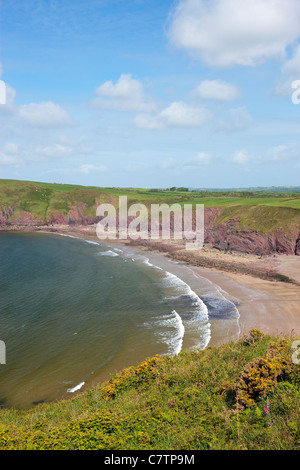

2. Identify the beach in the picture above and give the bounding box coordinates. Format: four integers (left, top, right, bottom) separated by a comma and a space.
190, 266, 300, 337
33, 225, 300, 341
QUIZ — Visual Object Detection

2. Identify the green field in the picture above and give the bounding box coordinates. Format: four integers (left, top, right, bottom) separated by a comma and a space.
1, 179, 300, 233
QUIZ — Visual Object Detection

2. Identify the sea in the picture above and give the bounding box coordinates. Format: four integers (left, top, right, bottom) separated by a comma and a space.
0, 231, 240, 409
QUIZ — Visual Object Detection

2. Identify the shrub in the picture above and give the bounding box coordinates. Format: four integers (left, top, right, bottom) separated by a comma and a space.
234, 338, 293, 408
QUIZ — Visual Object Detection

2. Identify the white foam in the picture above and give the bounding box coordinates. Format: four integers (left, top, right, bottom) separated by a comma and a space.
55, 233, 78, 239
67, 381, 85, 393
97, 250, 119, 257
129, 254, 210, 353
142, 257, 163, 270
50, 232, 99, 246
173, 310, 185, 355
163, 271, 209, 320
153, 310, 185, 356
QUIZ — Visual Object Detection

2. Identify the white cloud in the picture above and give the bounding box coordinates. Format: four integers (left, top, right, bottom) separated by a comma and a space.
19, 101, 73, 128
230, 149, 252, 165
162, 152, 213, 173
193, 80, 240, 101
275, 44, 300, 96
0, 152, 17, 166
93, 74, 156, 112
36, 143, 74, 158
281, 46, 300, 78
46, 163, 108, 177
0, 84, 16, 113
266, 144, 300, 162
79, 164, 107, 174
218, 106, 252, 132
33, 138, 94, 161
229, 144, 300, 165
134, 101, 210, 130
133, 113, 164, 130
160, 101, 209, 127
167, 0, 300, 67
183, 152, 212, 168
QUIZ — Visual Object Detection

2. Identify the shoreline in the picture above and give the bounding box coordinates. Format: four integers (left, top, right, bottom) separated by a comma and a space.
2, 224, 300, 340
1, 225, 300, 409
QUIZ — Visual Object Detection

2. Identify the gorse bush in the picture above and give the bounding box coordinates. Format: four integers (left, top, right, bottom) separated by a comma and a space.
233, 336, 294, 408
102, 356, 162, 399
0, 330, 299, 450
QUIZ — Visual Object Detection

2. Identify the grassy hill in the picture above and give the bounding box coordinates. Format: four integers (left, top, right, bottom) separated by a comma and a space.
1, 179, 300, 231
0, 330, 299, 450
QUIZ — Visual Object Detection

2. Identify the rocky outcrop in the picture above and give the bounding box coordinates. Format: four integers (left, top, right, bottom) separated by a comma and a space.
209, 229, 299, 256
0, 206, 16, 224
295, 236, 300, 256
203, 208, 299, 256
0, 207, 45, 226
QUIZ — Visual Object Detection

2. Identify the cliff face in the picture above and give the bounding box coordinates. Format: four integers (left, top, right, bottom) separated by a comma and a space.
0, 204, 299, 256
203, 207, 300, 256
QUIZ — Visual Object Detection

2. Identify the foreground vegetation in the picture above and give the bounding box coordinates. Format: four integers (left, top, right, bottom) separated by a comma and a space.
0, 330, 299, 450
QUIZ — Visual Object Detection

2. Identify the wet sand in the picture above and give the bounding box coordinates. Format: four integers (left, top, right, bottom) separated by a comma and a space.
17, 225, 300, 341
190, 266, 300, 337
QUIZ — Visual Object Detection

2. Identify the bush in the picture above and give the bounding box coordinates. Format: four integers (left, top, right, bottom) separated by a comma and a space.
234, 338, 293, 408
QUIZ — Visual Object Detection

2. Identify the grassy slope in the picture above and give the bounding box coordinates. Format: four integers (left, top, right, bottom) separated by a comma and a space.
1, 179, 300, 233
0, 330, 299, 450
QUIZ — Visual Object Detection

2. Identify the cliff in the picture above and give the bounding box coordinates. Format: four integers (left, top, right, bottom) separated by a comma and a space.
0, 179, 300, 257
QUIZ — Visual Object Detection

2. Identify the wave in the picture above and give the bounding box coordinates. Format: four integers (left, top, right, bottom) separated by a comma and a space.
138, 261, 211, 355
67, 381, 85, 393
142, 257, 163, 270
85, 240, 100, 245
97, 250, 119, 257
49, 232, 100, 246
150, 310, 185, 356
162, 271, 209, 321
173, 310, 185, 355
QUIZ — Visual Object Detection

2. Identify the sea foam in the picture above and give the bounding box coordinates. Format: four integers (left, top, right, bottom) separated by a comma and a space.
97, 250, 119, 257
67, 381, 85, 393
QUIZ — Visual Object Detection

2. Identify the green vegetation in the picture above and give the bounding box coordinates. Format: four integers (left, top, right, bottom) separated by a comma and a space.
1, 179, 300, 231
0, 330, 299, 450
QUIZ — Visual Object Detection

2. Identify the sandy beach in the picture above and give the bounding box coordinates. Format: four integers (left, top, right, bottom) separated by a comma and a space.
190, 266, 300, 337
32, 225, 300, 341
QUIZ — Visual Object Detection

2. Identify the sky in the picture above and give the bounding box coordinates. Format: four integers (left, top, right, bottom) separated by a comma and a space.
0, 0, 300, 189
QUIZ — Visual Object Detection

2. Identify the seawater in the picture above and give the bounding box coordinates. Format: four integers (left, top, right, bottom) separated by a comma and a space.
0, 232, 239, 409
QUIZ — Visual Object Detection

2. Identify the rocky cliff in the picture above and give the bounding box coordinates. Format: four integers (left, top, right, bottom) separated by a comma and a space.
203, 207, 300, 256
1, 202, 299, 256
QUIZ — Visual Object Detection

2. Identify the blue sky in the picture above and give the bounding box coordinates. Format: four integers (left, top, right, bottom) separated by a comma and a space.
0, 0, 300, 189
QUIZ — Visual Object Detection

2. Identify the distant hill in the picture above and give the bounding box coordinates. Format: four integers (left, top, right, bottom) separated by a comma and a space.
191, 186, 300, 194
